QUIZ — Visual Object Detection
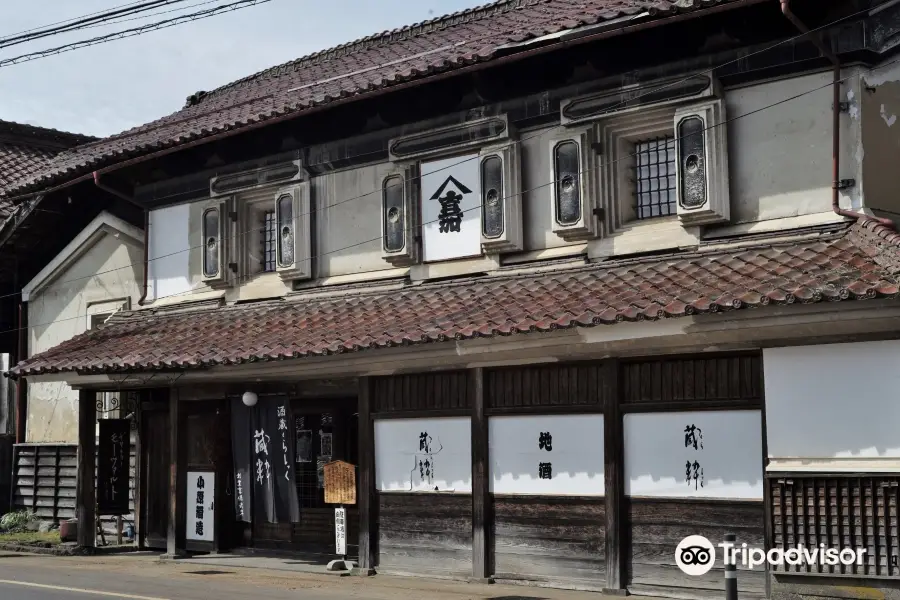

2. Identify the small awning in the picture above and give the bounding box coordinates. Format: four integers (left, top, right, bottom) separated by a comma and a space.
9, 218, 900, 379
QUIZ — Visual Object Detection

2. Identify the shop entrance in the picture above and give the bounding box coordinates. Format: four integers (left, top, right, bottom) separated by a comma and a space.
252, 398, 359, 555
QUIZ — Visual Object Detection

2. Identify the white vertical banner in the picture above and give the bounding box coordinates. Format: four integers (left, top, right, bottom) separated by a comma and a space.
186, 471, 215, 542
334, 507, 347, 555
420, 154, 482, 262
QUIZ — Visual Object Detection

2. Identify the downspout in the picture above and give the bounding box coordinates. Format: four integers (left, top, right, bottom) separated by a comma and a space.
780, 0, 893, 227
93, 172, 149, 306
15, 299, 26, 444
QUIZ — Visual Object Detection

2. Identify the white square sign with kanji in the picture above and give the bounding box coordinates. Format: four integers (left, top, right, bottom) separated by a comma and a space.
420, 154, 482, 262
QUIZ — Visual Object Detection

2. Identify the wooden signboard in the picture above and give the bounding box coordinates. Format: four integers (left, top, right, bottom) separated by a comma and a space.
97, 419, 131, 515
324, 460, 356, 505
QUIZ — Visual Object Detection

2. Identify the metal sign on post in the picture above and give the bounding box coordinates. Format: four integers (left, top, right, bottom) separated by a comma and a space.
335, 506, 347, 557
323, 460, 355, 571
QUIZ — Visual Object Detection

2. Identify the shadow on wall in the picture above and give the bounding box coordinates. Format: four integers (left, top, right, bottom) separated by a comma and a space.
624, 410, 764, 498
764, 343, 900, 460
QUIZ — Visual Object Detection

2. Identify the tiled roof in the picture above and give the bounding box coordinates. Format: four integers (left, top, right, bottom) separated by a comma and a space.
2, 0, 745, 199
10, 218, 900, 378
0, 121, 95, 210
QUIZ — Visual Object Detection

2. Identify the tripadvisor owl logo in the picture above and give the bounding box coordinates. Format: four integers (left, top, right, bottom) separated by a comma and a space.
676, 535, 868, 574
675, 535, 716, 576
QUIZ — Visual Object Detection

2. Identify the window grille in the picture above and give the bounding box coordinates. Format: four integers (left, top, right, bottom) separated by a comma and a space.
261, 210, 276, 272
634, 135, 677, 219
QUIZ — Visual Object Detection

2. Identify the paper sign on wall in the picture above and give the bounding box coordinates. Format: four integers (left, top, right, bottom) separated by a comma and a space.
420, 154, 482, 262
489, 414, 605, 495
623, 410, 763, 499
374, 417, 472, 492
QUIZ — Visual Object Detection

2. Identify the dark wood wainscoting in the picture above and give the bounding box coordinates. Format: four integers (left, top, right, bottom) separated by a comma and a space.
254, 507, 359, 554
626, 498, 766, 600
377, 492, 472, 577
491, 495, 606, 589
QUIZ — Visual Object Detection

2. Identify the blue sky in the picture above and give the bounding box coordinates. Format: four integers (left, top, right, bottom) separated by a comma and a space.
0, 0, 484, 137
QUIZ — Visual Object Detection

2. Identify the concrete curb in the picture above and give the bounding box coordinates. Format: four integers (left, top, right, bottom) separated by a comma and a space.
0, 542, 81, 556
0, 542, 143, 557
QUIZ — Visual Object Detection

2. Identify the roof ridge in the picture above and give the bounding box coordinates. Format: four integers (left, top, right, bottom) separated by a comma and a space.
197, 0, 532, 101
855, 215, 900, 247
0, 120, 97, 148
37, 1, 531, 155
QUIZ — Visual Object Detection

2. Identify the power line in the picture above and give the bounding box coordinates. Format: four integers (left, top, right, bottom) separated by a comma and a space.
0, 3, 875, 300
0, 1, 189, 48
3, 58, 890, 342
0, 0, 165, 40
0, 0, 273, 68
54, 0, 233, 35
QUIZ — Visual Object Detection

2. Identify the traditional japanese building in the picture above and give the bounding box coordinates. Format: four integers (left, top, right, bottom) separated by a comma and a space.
6, 1, 900, 599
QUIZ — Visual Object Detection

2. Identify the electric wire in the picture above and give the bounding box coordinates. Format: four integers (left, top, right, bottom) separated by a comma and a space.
0, 1, 874, 302
1, 58, 892, 343
0, 1, 189, 48
0, 0, 273, 67
0, 4, 881, 309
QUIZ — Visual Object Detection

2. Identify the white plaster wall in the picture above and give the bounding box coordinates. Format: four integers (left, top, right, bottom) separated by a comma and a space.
520, 128, 581, 252
765, 342, 900, 460
148, 203, 191, 301
27, 233, 143, 443
374, 417, 471, 492
489, 414, 604, 495
313, 162, 397, 277
624, 410, 763, 499
724, 69, 862, 224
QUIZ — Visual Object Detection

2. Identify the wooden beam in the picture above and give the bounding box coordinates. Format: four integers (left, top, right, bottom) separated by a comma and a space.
357, 376, 376, 574
603, 359, 626, 595
470, 367, 491, 581
76, 389, 96, 548
166, 386, 183, 557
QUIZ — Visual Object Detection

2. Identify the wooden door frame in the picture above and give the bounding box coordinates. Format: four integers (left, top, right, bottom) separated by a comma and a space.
139, 397, 169, 551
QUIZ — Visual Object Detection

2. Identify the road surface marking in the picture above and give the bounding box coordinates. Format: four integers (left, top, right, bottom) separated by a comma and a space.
0, 578, 171, 599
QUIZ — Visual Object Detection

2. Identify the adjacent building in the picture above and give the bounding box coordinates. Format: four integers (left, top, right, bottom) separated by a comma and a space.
5, 1, 900, 599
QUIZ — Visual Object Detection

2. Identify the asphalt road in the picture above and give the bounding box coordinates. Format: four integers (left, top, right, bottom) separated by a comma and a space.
0, 553, 350, 600
0, 551, 609, 600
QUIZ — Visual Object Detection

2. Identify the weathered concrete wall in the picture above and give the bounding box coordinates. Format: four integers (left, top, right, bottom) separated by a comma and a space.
861, 59, 900, 218
724, 69, 863, 225
26, 228, 143, 443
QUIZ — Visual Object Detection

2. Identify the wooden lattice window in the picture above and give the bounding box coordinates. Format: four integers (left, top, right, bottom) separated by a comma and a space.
769, 475, 900, 577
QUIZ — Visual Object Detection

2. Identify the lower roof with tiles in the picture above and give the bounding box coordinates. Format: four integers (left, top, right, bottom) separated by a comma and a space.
9, 217, 900, 378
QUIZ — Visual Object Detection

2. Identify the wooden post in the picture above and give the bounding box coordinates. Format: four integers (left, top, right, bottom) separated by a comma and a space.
166, 386, 183, 557
133, 394, 143, 549
603, 359, 626, 595
76, 389, 97, 549
470, 367, 491, 582
357, 376, 376, 575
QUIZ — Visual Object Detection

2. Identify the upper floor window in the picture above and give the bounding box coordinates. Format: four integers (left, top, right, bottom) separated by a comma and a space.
203, 159, 311, 287
261, 209, 276, 273
554, 73, 731, 235
634, 135, 676, 220
382, 115, 523, 267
